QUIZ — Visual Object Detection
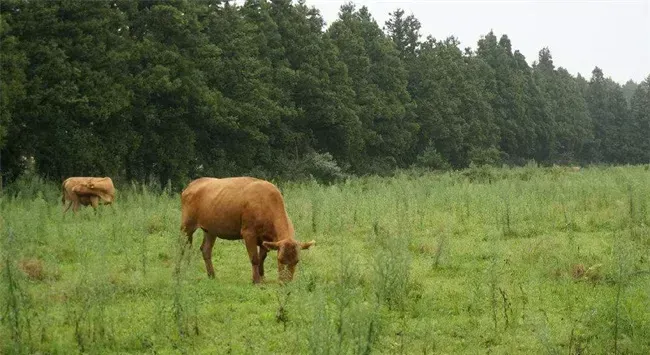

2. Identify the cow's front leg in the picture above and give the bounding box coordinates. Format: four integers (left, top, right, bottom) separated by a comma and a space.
258, 246, 268, 278
243, 236, 262, 284
89, 195, 100, 209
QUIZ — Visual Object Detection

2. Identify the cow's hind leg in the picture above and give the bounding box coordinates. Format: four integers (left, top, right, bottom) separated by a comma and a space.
200, 231, 217, 278
179, 222, 196, 256
72, 199, 81, 212
63, 200, 73, 213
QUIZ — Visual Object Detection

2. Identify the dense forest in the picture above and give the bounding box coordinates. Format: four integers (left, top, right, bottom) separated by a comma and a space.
1, 0, 648, 187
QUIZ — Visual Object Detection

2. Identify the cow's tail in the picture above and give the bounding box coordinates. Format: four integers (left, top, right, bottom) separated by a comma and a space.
61, 181, 66, 204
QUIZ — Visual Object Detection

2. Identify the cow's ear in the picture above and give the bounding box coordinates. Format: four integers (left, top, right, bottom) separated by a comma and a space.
300, 240, 315, 250
263, 241, 280, 250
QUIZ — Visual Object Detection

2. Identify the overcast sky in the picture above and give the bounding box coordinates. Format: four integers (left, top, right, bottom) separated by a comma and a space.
273, 0, 649, 84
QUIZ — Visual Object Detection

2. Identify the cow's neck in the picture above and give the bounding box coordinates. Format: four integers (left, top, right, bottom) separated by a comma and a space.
272, 213, 294, 242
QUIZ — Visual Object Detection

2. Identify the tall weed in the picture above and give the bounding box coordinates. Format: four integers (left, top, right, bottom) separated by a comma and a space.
371, 222, 411, 311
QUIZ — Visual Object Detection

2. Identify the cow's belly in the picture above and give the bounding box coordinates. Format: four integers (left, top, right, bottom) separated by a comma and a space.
216, 234, 243, 241
190, 190, 251, 240
199, 218, 242, 240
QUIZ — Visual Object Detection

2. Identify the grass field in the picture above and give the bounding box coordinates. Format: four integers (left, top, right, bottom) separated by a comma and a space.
1, 165, 649, 354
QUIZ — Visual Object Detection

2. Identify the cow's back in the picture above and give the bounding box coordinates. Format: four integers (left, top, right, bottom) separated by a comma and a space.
64, 177, 115, 203
91, 177, 115, 203
63, 177, 88, 190
63, 177, 89, 200
181, 177, 288, 239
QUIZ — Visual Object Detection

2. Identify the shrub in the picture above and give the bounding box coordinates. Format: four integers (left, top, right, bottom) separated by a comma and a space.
468, 146, 502, 167
4, 171, 59, 202
463, 163, 498, 183
413, 145, 451, 171
286, 152, 347, 184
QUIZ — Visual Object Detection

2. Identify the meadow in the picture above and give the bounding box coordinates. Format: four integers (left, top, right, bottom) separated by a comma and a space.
1, 165, 649, 354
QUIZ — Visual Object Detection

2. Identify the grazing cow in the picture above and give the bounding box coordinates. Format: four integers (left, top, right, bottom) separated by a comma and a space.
62, 177, 115, 213
180, 177, 315, 284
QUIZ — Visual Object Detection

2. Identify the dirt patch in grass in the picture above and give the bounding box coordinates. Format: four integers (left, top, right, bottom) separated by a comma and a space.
571, 263, 602, 282
19, 257, 45, 281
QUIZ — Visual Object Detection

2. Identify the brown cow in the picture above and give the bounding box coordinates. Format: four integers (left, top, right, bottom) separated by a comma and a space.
62, 177, 115, 213
180, 177, 315, 284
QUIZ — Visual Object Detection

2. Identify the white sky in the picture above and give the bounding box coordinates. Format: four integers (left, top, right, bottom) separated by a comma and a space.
233, 0, 649, 84
306, 0, 650, 84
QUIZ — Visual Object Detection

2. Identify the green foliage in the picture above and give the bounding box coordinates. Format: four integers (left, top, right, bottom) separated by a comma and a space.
621, 80, 638, 106
290, 151, 346, 184
462, 163, 499, 183
413, 143, 451, 170
0, 8, 27, 152
468, 146, 502, 167
585, 67, 633, 164
477, 32, 547, 164
628, 76, 650, 163
533, 49, 594, 164
0, 0, 647, 187
385, 8, 421, 62
327, 4, 419, 173
3, 165, 59, 202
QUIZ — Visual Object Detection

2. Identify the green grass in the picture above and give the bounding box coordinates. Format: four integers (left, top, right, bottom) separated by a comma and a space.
1, 165, 649, 354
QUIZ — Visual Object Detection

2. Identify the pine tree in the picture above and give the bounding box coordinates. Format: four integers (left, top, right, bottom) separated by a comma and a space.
627, 76, 650, 163
621, 80, 638, 107
533, 48, 593, 163
328, 4, 418, 173
267, 0, 362, 169
1, 0, 135, 180
477, 32, 540, 164
586, 67, 630, 163
384, 8, 421, 62
0, 0, 28, 182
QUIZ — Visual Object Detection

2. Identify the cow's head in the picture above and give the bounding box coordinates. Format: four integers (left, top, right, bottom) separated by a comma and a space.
263, 239, 315, 281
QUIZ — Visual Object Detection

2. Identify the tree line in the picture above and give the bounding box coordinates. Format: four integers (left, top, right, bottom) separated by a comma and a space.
1, 0, 648, 187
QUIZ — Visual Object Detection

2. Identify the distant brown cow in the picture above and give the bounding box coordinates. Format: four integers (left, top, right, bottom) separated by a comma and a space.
62, 177, 115, 213
180, 177, 315, 284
